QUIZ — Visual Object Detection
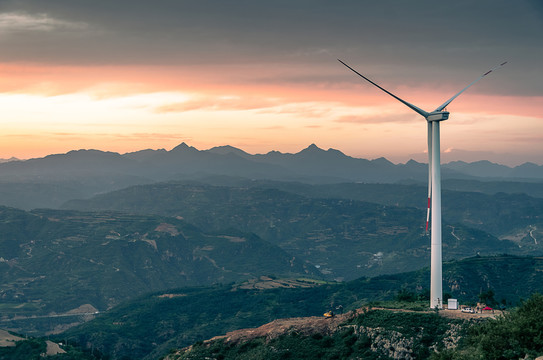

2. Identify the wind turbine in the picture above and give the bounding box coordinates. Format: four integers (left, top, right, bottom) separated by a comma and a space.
338, 59, 507, 309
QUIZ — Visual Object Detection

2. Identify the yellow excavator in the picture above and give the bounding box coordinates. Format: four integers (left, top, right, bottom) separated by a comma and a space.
323, 310, 334, 318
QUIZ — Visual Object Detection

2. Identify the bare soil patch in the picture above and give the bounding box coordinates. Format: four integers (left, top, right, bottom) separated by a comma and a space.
0, 329, 24, 347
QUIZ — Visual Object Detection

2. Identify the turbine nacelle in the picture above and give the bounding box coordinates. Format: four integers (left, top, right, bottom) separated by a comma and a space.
427, 111, 449, 122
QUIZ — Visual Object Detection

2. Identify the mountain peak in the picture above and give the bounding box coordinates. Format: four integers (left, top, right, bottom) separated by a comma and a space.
298, 144, 326, 155
206, 145, 250, 157
170, 142, 199, 153
371, 157, 393, 165
306, 143, 322, 151
405, 159, 423, 166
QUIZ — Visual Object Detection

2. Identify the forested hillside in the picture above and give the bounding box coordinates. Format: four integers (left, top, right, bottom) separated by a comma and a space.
64, 182, 538, 280
0, 206, 314, 335
60, 255, 543, 359
170, 294, 543, 360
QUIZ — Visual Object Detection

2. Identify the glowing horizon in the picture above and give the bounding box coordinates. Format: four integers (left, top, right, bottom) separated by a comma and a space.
0, 1, 541, 167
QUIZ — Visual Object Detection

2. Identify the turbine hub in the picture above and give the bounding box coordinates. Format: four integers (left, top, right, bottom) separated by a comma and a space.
427, 111, 449, 122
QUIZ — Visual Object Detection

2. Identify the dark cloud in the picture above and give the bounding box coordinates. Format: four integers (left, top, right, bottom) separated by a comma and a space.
0, 0, 541, 94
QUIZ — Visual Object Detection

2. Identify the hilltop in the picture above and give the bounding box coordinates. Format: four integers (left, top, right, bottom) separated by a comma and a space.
168, 294, 543, 360
186, 306, 495, 347
166, 307, 470, 360
168, 295, 543, 360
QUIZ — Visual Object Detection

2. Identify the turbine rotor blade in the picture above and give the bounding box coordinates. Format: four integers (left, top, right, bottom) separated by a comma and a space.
338, 59, 430, 118
434, 61, 508, 112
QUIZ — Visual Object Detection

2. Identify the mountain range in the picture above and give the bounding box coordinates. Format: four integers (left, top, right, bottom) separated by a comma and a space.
0, 143, 542, 210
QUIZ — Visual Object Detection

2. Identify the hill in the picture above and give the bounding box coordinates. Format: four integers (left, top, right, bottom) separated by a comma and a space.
168, 309, 467, 360
0, 206, 315, 335
180, 178, 543, 239
60, 255, 543, 360
63, 182, 540, 280
168, 294, 543, 360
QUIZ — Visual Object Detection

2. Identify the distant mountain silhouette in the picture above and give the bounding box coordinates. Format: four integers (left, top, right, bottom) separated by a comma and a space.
445, 160, 543, 179
0, 142, 541, 210
0, 157, 19, 163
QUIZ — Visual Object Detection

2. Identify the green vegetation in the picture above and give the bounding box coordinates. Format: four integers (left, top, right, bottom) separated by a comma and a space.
61, 284, 340, 360
176, 328, 379, 360
368, 300, 429, 311
3, 180, 542, 337
0, 338, 46, 360
172, 294, 543, 360
0, 338, 98, 360
433, 293, 543, 359
64, 182, 527, 281
60, 256, 543, 360
0, 206, 314, 334
64, 179, 543, 245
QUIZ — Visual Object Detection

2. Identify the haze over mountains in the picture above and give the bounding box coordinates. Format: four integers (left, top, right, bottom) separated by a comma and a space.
0, 143, 542, 210
1, 143, 542, 295
1, 142, 543, 359
0, 142, 541, 312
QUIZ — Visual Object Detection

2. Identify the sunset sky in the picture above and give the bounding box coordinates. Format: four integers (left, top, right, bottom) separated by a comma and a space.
0, 0, 541, 165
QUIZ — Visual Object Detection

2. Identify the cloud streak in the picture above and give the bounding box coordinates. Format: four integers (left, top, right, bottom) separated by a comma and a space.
155, 96, 282, 113
0, 12, 87, 32
335, 113, 420, 125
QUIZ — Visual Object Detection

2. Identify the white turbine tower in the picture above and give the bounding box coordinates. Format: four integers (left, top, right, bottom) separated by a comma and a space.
338, 59, 507, 309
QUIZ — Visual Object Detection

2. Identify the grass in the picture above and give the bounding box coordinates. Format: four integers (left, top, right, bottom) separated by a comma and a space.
367, 300, 430, 311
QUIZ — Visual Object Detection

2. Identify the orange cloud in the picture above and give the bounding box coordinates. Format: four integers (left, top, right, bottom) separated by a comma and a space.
1, 62, 533, 124
154, 96, 281, 113
335, 113, 419, 125
0, 61, 538, 165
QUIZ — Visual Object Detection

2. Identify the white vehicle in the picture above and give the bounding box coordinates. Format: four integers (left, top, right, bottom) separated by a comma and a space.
461, 307, 475, 313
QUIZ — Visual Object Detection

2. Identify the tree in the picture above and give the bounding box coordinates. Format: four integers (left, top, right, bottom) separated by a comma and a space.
395, 288, 418, 302
460, 293, 543, 359
478, 289, 496, 306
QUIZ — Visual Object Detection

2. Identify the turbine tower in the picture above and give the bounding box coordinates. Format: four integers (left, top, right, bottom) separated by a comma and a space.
338, 59, 507, 309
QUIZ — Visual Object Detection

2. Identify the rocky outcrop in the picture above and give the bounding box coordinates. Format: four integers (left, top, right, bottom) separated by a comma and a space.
356, 326, 415, 359
170, 308, 468, 360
